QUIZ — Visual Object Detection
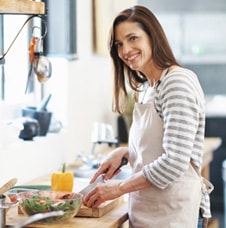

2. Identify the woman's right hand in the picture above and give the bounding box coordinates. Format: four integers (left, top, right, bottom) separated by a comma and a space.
89, 147, 129, 183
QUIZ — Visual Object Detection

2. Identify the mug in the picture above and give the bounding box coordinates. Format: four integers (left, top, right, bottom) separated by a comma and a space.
22, 106, 52, 136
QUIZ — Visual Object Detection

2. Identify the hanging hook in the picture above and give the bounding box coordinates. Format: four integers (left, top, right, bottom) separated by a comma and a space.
31, 17, 47, 39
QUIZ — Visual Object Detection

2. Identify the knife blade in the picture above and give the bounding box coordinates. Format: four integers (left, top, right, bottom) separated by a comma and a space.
79, 174, 105, 196
79, 157, 128, 196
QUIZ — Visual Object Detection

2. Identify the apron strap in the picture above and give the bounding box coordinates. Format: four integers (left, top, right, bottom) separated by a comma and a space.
190, 161, 214, 194
191, 160, 214, 228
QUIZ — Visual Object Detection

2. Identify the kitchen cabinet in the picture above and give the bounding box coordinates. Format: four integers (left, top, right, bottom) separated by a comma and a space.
138, 0, 226, 65
155, 13, 226, 65
137, 0, 226, 100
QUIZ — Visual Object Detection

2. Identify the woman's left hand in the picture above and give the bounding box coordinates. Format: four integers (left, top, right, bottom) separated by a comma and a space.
83, 181, 122, 208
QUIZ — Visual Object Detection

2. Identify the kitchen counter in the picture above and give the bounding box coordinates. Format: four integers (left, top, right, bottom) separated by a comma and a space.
6, 137, 221, 228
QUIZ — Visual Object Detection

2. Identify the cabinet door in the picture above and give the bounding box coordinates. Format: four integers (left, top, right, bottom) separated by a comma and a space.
205, 117, 226, 211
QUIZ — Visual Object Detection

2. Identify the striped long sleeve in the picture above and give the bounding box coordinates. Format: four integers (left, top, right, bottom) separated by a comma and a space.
143, 67, 205, 189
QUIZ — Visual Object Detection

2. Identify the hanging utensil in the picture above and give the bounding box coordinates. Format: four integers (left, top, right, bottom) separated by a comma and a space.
0, 178, 17, 195
33, 55, 52, 83
25, 24, 52, 93
33, 36, 52, 83
25, 36, 37, 93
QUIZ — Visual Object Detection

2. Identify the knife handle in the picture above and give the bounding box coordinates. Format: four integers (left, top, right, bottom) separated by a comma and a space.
115, 157, 128, 173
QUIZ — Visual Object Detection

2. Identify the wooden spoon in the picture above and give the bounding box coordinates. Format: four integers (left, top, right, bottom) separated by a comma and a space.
0, 178, 17, 195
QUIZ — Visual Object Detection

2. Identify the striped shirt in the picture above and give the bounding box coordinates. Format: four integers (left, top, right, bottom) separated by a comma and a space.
141, 67, 212, 218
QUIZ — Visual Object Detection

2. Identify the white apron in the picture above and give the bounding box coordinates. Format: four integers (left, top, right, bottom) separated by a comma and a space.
128, 101, 202, 228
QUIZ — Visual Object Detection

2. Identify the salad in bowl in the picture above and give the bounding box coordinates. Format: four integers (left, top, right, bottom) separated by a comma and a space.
18, 190, 83, 224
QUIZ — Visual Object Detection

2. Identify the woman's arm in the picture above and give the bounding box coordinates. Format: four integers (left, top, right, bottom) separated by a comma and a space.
144, 69, 205, 190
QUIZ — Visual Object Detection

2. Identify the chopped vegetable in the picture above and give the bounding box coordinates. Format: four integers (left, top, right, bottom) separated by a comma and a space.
9, 195, 17, 202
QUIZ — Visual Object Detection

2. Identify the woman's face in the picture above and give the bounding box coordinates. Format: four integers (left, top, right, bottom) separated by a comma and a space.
114, 21, 153, 73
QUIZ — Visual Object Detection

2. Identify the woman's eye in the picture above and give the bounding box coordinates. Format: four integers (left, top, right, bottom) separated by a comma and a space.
129, 36, 137, 41
115, 42, 122, 48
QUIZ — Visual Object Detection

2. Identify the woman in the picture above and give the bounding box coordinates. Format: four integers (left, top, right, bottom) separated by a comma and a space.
83, 5, 213, 228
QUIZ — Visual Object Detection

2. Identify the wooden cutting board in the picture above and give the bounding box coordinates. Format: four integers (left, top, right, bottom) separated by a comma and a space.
76, 197, 123, 218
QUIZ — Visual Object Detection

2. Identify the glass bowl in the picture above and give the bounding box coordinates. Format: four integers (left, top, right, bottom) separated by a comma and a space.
18, 190, 83, 224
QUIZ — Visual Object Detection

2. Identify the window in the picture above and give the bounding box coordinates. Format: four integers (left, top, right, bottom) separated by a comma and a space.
43, 0, 77, 60
0, 15, 30, 103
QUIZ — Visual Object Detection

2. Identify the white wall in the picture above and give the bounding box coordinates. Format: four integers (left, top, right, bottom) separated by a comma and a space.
48, 0, 118, 162
0, 1, 137, 186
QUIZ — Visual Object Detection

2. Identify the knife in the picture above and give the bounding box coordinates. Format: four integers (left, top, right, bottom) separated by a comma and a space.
79, 157, 128, 196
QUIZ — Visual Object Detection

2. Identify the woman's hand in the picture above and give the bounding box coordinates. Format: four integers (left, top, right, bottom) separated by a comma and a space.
83, 171, 152, 208
83, 181, 122, 208
90, 147, 129, 183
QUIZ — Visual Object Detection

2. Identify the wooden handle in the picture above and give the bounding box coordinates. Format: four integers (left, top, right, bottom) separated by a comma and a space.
0, 178, 17, 195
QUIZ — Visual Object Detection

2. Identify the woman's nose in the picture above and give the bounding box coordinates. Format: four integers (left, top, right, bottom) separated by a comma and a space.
122, 42, 131, 55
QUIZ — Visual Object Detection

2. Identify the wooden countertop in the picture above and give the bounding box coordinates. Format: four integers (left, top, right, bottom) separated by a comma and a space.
6, 137, 221, 228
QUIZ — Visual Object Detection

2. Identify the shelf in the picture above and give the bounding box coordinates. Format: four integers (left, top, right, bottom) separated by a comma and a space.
0, 0, 45, 15
179, 55, 226, 65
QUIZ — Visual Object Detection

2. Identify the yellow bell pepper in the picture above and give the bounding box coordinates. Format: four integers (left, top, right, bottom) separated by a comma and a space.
51, 163, 74, 192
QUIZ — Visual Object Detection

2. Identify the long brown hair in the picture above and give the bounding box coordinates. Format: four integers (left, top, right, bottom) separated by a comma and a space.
108, 5, 179, 114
